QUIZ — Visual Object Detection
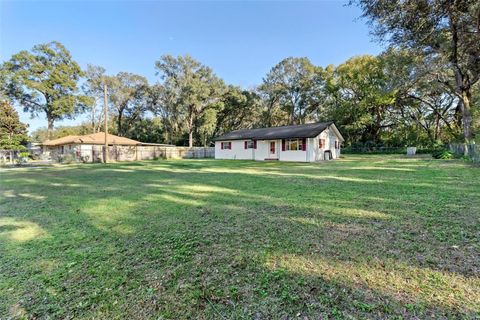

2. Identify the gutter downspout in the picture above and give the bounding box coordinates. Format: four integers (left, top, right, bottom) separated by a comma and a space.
252, 140, 255, 161
306, 138, 308, 162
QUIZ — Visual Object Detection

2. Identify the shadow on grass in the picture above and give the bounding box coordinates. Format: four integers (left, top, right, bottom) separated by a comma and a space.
0, 157, 479, 318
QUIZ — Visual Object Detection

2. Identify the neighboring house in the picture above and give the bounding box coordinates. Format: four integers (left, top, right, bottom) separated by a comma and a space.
214, 122, 344, 162
41, 132, 142, 162
40, 132, 211, 162
27, 142, 43, 158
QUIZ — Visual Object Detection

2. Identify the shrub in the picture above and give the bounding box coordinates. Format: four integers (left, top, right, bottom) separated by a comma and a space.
58, 153, 76, 164
16, 152, 30, 164
459, 155, 471, 161
432, 149, 454, 159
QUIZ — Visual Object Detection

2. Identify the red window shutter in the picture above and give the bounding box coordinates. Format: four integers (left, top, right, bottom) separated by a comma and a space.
254, 140, 257, 149
282, 139, 286, 151
229, 142, 232, 150
335, 141, 338, 149
244, 141, 247, 149
221, 142, 224, 149
302, 138, 306, 151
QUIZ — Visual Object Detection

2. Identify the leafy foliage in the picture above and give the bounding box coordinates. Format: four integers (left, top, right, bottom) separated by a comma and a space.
82, 64, 107, 133
2, 42, 92, 137
213, 86, 262, 137
2, 39, 478, 148
108, 72, 149, 136
323, 55, 397, 145
153, 55, 225, 147
0, 100, 28, 150
432, 149, 454, 159
122, 117, 165, 144
30, 124, 92, 143
355, 0, 480, 141
259, 57, 324, 125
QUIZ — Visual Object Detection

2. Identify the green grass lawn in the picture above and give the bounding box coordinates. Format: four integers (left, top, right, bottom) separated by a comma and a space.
1, 155, 479, 319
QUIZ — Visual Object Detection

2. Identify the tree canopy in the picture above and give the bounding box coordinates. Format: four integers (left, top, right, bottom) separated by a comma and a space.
154, 55, 225, 147
0, 100, 28, 150
107, 72, 149, 137
82, 64, 107, 134
2, 41, 92, 138
259, 57, 324, 125
355, 0, 480, 142
2, 34, 479, 148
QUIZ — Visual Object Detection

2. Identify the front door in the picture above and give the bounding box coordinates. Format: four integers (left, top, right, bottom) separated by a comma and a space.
270, 141, 276, 156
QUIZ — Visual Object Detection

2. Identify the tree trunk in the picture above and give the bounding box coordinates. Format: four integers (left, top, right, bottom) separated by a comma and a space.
449, 13, 473, 143
188, 130, 193, 148
459, 90, 473, 142
188, 114, 194, 148
434, 115, 440, 142
117, 112, 123, 136
47, 116, 54, 139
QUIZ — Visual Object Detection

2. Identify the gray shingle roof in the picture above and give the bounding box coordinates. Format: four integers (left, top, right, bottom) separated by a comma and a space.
213, 122, 334, 141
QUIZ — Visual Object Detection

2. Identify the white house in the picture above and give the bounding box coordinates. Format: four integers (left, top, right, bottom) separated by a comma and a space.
214, 122, 344, 162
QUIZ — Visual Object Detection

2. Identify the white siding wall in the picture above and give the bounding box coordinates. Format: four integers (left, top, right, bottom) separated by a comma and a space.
312, 128, 341, 160
307, 138, 316, 162
79, 144, 93, 161
215, 140, 255, 160
329, 129, 341, 159
253, 140, 271, 160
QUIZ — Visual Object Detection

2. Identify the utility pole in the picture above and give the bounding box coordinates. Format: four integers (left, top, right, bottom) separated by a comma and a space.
92, 104, 96, 134
103, 82, 108, 164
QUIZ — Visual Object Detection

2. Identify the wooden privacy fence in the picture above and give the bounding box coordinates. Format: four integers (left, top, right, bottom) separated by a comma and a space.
449, 143, 480, 163
84, 145, 214, 162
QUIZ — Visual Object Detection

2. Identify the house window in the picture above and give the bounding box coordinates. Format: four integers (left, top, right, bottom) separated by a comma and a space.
244, 140, 255, 149
221, 142, 232, 150
285, 139, 305, 151
335, 141, 339, 149
319, 139, 325, 149
287, 139, 298, 151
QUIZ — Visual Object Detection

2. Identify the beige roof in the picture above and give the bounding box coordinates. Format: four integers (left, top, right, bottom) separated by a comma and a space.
42, 132, 141, 146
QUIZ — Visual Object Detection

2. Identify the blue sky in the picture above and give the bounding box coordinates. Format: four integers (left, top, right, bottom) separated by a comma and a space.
1, 0, 382, 133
